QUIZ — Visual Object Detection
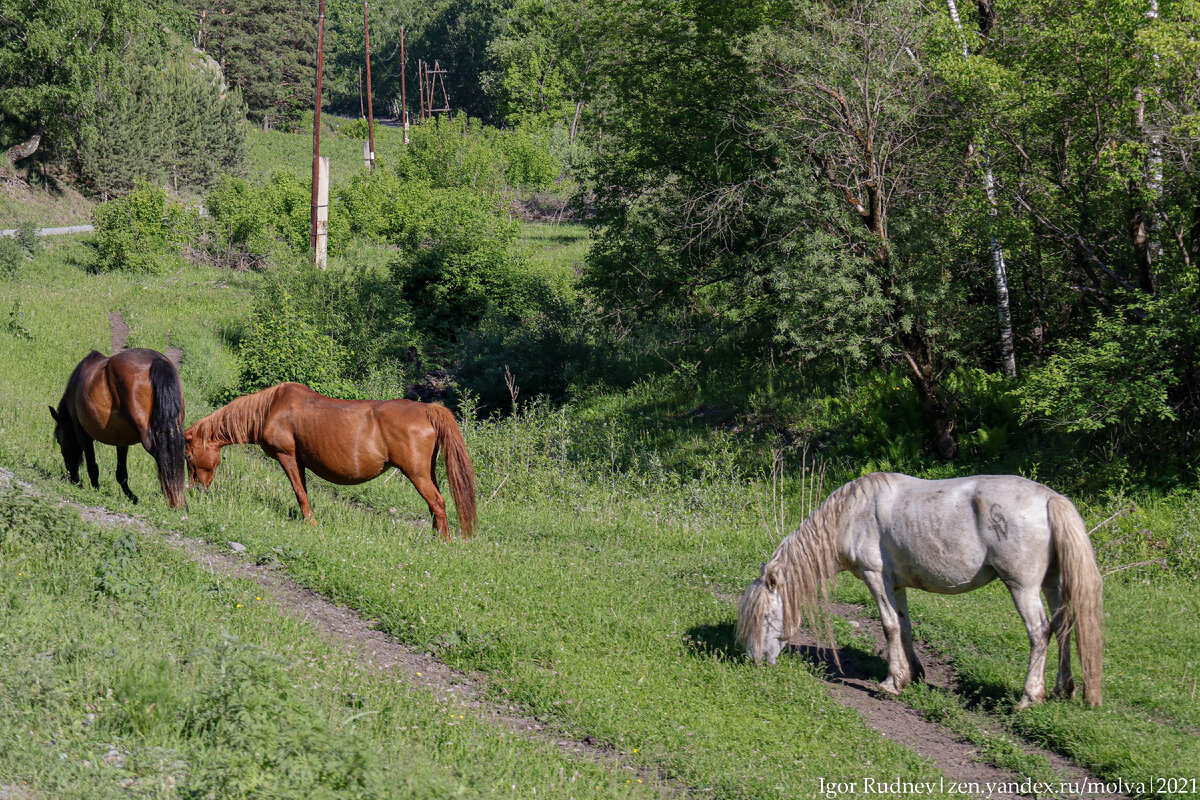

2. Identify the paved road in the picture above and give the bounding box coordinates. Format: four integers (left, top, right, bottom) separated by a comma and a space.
0, 224, 94, 237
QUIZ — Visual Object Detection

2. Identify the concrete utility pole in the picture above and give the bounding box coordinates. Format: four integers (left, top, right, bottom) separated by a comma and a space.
310, 0, 329, 267
401, 26, 409, 143
364, 1, 376, 169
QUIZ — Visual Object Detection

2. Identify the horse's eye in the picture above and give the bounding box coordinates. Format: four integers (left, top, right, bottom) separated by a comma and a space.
185, 452, 192, 462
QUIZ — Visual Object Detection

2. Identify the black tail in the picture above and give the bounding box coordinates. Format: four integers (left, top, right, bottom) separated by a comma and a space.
149, 357, 187, 509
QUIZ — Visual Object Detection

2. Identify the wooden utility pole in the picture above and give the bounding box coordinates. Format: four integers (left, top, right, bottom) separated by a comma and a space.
418, 59, 426, 121
364, 0, 375, 168
310, 0, 328, 266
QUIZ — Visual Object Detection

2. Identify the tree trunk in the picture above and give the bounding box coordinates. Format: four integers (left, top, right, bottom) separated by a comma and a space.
1134, 0, 1164, 289
946, 0, 1017, 378
6, 128, 42, 164
900, 336, 958, 460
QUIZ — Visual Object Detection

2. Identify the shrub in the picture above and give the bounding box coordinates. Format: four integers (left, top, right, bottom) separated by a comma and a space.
91, 182, 201, 273
235, 278, 354, 398
14, 222, 39, 256
0, 236, 22, 279
206, 172, 313, 264
340, 117, 370, 139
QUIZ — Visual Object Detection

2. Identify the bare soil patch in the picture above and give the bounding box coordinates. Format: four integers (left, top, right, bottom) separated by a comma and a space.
107, 311, 129, 353
787, 602, 1124, 800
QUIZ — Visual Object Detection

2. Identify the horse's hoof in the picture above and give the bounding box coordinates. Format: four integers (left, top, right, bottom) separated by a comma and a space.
1016, 693, 1044, 710
879, 677, 903, 696
304, 516, 319, 526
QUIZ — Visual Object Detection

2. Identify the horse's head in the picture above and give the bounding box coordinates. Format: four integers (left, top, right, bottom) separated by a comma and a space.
736, 563, 788, 665
184, 427, 221, 489
48, 405, 81, 482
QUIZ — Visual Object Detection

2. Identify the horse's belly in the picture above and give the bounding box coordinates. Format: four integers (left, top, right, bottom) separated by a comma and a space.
79, 412, 140, 447
295, 440, 388, 484
896, 563, 997, 594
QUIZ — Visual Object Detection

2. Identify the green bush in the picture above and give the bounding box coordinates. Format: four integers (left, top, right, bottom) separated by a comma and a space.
0, 236, 22, 279
340, 117, 370, 139
206, 172, 313, 264
15, 222, 39, 256
91, 182, 201, 273
394, 113, 561, 196
234, 277, 354, 399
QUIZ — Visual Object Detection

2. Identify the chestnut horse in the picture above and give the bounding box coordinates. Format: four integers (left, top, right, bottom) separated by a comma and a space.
51, 349, 187, 508
184, 383, 477, 539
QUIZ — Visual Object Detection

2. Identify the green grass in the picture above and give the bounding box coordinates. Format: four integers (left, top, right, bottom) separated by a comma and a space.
244, 121, 408, 189
0, 491, 670, 799
1, 239, 1198, 797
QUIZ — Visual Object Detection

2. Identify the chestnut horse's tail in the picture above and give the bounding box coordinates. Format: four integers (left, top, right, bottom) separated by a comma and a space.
148, 357, 187, 509
1049, 494, 1103, 705
427, 404, 477, 537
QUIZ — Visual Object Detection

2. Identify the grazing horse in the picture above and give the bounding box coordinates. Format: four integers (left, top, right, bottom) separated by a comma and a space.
736, 472, 1103, 709
51, 349, 187, 509
184, 382, 477, 540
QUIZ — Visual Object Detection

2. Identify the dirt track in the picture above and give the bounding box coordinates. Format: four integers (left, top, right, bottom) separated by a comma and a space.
1, 455, 1126, 799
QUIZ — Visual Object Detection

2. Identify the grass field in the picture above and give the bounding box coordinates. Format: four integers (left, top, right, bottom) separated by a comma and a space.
1, 232, 1198, 798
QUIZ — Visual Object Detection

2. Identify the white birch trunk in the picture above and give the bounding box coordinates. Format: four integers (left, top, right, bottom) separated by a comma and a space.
947, 0, 1017, 378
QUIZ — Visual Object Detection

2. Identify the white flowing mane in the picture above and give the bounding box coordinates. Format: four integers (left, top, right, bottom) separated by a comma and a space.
737, 472, 899, 664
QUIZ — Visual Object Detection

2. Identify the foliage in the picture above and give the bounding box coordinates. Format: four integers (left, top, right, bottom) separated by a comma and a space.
91, 182, 202, 274
206, 172, 314, 264
397, 113, 561, 194
176, 0, 316, 127
0, 237, 22, 279
0, 0, 245, 195
76, 54, 246, 197
234, 276, 355, 398
14, 222, 38, 256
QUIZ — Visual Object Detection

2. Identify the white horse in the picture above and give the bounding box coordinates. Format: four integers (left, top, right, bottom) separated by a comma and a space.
736, 472, 1103, 708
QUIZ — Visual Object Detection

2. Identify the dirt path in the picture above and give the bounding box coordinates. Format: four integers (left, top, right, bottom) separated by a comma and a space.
0, 467, 684, 797
106, 311, 182, 368
106, 311, 128, 353
3, 463, 1124, 799
784, 602, 1124, 800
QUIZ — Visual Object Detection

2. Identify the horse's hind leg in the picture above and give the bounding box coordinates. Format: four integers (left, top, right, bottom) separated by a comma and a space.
1043, 578, 1076, 700
893, 587, 925, 683
860, 570, 912, 696
398, 461, 449, 541
115, 446, 138, 504
1008, 583, 1051, 709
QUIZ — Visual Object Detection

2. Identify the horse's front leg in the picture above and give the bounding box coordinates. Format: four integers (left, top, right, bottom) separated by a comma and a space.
79, 435, 100, 490
893, 587, 925, 684
274, 452, 315, 523
115, 445, 139, 504
860, 570, 911, 696
1008, 583, 1051, 709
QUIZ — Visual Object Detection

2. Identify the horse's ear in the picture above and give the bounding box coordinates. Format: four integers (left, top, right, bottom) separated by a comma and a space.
763, 564, 779, 592
48, 406, 59, 422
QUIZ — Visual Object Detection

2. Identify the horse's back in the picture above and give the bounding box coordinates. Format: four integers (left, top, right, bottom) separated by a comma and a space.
865, 473, 1061, 591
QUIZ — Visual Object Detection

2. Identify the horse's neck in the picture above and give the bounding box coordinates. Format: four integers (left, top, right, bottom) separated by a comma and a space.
209, 400, 267, 445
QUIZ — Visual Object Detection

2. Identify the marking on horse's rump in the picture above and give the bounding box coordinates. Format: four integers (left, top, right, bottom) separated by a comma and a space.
988, 503, 1009, 539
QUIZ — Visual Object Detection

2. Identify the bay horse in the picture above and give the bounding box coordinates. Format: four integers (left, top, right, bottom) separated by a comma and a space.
737, 472, 1103, 709
51, 349, 187, 508
184, 383, 477, 540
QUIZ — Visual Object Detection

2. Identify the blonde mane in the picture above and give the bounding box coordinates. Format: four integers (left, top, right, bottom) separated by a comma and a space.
737, 472, 898, 665
189, 384, 284, 444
